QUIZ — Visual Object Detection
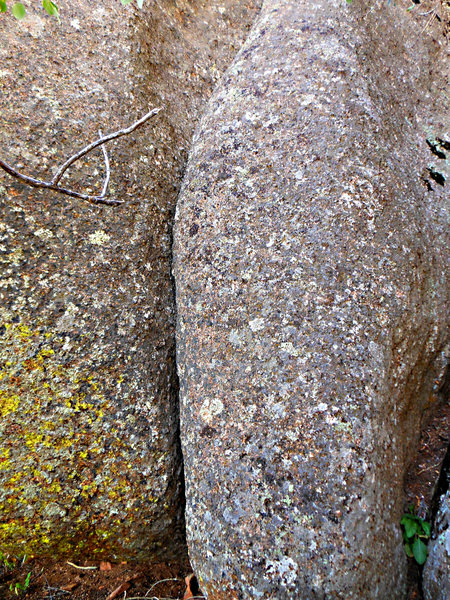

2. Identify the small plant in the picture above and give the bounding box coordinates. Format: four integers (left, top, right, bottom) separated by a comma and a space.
0, 1, 59, 21
401, 506, 431, 565
0, 552, 15, 570
9, 571, 31, 596
0, 0, 145, 21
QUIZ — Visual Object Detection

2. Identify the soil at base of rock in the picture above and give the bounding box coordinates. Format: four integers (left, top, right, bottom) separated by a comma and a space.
0, 558, 193, 600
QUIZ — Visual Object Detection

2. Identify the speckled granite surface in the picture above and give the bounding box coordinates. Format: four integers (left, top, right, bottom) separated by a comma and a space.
0, 0, 261, 560
174, 0, 449, 597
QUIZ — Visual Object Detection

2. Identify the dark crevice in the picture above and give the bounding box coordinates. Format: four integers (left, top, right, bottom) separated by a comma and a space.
404, 362, 450, 599
436, 138, 450, 151
429, 367, 450, 523
427, 167, 446, 186
426, 138, 447, 159
129, 0, 263, 561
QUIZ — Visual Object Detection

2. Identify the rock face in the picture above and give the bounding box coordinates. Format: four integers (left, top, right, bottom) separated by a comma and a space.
0, 0, 260, 559
423, 487, 450, 600
174, 0, 449, 597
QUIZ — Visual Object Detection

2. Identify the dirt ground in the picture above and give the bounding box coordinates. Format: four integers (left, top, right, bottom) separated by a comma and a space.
0, 557, 201, 600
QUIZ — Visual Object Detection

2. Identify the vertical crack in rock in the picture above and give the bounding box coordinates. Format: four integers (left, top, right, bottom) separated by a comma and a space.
0, 0, 262, 561
422, 364, 450, 600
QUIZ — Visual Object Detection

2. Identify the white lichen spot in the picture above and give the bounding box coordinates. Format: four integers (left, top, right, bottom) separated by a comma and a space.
266, 234, 276, 248
262, 115, 280, 128
317, 402, 328, 412
62, 336, 72, 352
249, 318, 265, 332
286, 430, 298, 442
88, 230, 111, 245
341, 192, 362, 209
229, 329, 242, 347
294, 168, 305, 181
70, 18, 81, 29
265, 556, 298, 587
199, 398, 224, 425
280, 342, 299, 357
56, 302, 81, 332
313, 574, 324, 590
244, 111, 259, 124
34, 227, 54, 241
300, 93, 316, 106
21, 14, 45, 38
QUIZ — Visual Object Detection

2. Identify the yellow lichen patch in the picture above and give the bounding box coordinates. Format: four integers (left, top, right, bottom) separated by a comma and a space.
24, 432, 45, 451
17, 324, 32, 338
0, 448, 11, 472
7, 471, 25, 486
39, 347, 55, 358
0, 315, 164, 560
0, 391, 20, 417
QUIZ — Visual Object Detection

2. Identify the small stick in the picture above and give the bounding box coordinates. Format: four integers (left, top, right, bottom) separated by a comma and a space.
125, 597, 205, 600
0, 107, 162, 206
0, 159, 122, 205
417, 460, 442, 475
66, 561, 98, 570
98, 129, 111, 197
51, 107, 161, 184
44, 577, 54, 600
145, 578, 180, 596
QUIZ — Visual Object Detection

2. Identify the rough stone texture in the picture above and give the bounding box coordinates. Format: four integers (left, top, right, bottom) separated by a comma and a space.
423, 489, 450, 600
174, 0, 449, 597
0, 0, 260, 560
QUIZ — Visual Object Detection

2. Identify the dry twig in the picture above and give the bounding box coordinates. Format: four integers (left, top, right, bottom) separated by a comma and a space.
144, 578, 180, 596
125, 597, 205, 600
66, 561, 98, 570
0, 107, 162, 206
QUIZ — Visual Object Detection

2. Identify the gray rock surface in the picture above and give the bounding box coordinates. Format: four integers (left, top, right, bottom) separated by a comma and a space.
423, 488, 450, 600
0, 0, 260, 559
174, 0, 449, 597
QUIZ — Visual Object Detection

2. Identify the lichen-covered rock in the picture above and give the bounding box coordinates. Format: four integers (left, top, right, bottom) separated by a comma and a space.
174, 0, 449, 597
423, 489, 450, 600
0, 0, 260, 560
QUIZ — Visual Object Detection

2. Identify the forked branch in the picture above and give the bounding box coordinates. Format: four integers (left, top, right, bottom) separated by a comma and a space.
0, 107, 162, 206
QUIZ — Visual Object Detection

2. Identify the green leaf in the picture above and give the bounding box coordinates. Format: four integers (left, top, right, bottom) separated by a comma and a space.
42, 0, 60, 22
136, 0, 144, 7
24, 571, 31, 588
120, 0, 133, 4
401, 516, 419, 539
404, 543, 413, 558
420, 520, 431, 537
0, 1, 7, 14
412, 537, 428, 565
346, 0, 352, 3
11, 2, 25, 19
